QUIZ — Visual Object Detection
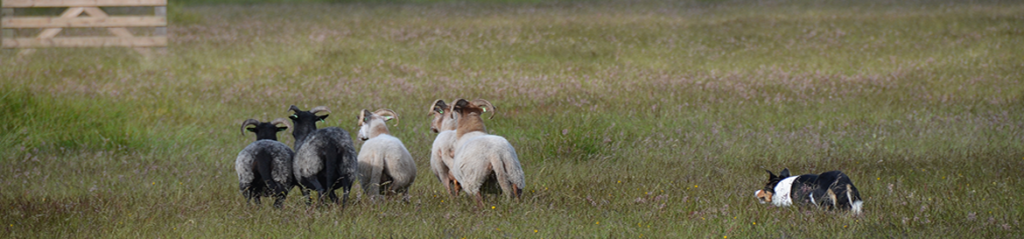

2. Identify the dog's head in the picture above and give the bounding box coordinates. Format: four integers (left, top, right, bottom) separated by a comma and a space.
754, 168, 790, 204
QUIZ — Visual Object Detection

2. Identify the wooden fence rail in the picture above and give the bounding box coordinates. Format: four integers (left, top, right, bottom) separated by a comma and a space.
1, 0, 166, 54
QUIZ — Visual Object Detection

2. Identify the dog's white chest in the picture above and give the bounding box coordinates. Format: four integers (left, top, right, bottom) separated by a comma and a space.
772, 176, 798, 207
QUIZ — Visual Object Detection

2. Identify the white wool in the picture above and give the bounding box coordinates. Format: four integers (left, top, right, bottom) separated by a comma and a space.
430, 130, 458, 188
357, 134, 417, 198
451, 134, 525, 197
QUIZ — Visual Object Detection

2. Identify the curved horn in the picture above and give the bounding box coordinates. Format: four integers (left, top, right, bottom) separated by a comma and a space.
310, 106, 330, 115
358, 109, 369, 125
270, 118, 291, 130
240, 119, 260, 136
288, 105, 301, 113
374, 108, 399, 126
471, 99, 497, 119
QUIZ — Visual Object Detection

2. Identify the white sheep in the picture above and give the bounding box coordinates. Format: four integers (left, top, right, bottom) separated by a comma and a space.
356, 109, 417, 201
428, 99, 462, 196
449, 99, 525, 208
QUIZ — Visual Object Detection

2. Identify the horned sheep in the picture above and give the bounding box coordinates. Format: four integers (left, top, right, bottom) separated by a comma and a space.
449, 99, 526, 208
288, 105, 359, 207
356, 109, 417, 201
235, 118, 295, 208
428, 99, 462, 196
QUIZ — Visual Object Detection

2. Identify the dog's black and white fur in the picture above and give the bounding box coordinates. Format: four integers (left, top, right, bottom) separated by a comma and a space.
754, 168, 863, 215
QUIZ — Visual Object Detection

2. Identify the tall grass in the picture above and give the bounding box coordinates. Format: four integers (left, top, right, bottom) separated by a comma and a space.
2, 0, 1022, 237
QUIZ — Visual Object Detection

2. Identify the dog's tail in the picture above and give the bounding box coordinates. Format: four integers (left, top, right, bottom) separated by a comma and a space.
847, 184, 863, 215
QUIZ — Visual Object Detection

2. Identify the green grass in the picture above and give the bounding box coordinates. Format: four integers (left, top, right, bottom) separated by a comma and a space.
2, 0, 1023, 237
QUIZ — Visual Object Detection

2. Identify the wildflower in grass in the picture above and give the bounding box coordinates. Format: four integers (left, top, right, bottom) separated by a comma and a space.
595, 221, 599, 225
534, 230, 538, 233
752, 222, 756, 225
694, 185, 698, 188
492, 206, 495, 209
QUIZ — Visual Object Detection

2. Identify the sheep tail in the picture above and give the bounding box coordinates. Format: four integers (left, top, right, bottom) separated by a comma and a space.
255, 152, 285, 197
492, 146, 525, 200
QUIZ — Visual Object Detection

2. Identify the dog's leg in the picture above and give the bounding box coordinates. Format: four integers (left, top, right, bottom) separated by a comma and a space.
826, 189, 838, 210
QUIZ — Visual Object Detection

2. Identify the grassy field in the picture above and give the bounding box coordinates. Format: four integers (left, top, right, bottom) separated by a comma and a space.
2, 0, 1023, 237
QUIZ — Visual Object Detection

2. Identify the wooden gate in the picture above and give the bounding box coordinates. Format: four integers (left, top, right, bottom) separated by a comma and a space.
1, 0, 167, 54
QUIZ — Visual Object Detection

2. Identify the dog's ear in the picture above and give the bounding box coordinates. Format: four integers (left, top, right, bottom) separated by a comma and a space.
779, 168, 790, 178
765, 170, 777, 180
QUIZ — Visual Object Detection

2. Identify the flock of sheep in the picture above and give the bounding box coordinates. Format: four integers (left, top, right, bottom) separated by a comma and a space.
234, 99, 525, 208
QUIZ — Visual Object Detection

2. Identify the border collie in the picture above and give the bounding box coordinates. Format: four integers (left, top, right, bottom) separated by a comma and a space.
754, 168, 863, 215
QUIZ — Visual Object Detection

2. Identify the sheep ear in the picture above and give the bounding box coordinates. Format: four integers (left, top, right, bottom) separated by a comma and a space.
318, 114, 329, 122
276, 127, 288, 132
361, 110, 372, 123
430, 99, 447, 114
779, 168, 791, 178
452, 99, 469, 113
246, 127, 257, 133
382, 115, 394, 121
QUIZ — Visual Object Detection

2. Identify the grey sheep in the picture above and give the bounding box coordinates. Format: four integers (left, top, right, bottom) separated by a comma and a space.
288, 105, 358, 207
235, 118, 295, 208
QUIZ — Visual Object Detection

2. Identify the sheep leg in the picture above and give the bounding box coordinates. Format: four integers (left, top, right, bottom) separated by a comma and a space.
301, 188, 312, 206
446, 174, 461, 197
240, 183, 253, 205
305, 177, 327, 205
365, 162, 383, 202
441, 179, 453, 197
271, 181, 289, 209
337, 175, 353, 208
340, 187, 351, 208
512, 183, 521, 201
452, 179, 462, 196
474, 191, 485, 209
327, 190, 339, 206
489, 162, 514, 200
